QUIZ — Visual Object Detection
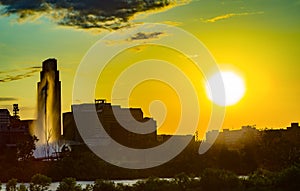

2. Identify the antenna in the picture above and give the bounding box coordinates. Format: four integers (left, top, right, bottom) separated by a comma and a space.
13, 104, 20, 119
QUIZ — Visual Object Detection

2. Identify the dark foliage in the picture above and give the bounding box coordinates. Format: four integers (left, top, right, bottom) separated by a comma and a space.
17, 135, 38, 161
2, 165, 300, 191
0, 128, 300, 183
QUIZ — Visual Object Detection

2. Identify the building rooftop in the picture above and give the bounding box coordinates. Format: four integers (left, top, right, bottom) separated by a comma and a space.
42, 58, 57, 71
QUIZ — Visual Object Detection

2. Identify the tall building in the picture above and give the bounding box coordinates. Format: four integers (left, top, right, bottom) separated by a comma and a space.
36, 58, 61, 145
63, 99, 158, 148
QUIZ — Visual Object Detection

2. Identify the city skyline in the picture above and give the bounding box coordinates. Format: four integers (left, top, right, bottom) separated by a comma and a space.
0, 0, 300, 137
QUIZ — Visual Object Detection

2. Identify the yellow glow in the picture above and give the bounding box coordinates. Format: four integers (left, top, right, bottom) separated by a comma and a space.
206, 71, 245, 106
95, 44, 211, 135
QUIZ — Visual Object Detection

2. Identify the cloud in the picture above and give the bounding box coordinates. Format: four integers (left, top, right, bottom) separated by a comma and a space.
0, 0, 187, 30
104, 30, 166, 46
0, 97, 18, 101
162, 20, 182, 26
128, 31, 164, 41
202, 12, 264, 23
0, 66, 41, 83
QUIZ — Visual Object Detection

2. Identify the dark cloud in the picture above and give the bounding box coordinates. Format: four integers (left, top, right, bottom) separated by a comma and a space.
129, 31, 164, 41
0, 66, 41, 83
0, 97, 18, 101
105, 31, 166, 45
0, 0, 180, 30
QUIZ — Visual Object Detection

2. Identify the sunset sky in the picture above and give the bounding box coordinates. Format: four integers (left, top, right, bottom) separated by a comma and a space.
0, 0, 299, 137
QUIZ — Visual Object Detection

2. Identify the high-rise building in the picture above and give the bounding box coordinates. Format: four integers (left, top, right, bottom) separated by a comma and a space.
36, 58, 61, 145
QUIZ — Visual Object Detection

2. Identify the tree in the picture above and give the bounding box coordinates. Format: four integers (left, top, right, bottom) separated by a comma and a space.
246, 168, 274, 190
116, 184, 132, 191
17, 135, 39, 161
133, 177, 178, 191
17, 184, 28, 191
56, 177, 82, 191
93, 179, 116, 191
29, 174, 52, 191
174, 173, 192, 191
276, 164, 300, 191
6, 178, 17, 191
82, 184, 93, 191
200, 168, 243, 191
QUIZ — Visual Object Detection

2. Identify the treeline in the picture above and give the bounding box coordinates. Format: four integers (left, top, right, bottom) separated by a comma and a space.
1, 164, 300, 191
199, 128, 300, 173
0, 128, 300, 181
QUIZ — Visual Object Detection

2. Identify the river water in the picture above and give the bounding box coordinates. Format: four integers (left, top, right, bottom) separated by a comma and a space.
0, 180, 140, 191
0, 176, 248, 190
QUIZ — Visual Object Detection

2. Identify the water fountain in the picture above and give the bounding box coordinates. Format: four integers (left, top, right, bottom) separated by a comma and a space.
34, 58, 62, 159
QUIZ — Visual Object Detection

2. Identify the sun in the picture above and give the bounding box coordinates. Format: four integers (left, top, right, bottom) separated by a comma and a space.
206, 71, 245, 106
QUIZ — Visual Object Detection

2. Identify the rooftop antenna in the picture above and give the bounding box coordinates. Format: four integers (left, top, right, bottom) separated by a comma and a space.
13, 104, 20, 119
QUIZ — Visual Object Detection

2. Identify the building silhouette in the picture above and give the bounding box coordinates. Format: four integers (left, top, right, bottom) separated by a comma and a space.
0, 109, 10, 129
0, 106, 30, 149
63, 99, 158, 148
36, 58, 61, 145
205, 126, 261, 150
205, 126, 260, 147
205, 123, 300, 150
